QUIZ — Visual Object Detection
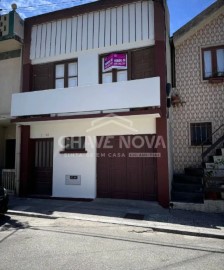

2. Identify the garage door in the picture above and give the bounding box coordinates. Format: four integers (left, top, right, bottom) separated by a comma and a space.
97, 135, 157, 201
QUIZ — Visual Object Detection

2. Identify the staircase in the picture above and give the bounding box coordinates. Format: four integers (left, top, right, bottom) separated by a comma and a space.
171, 124, 224, 203
204, 146, 224, 199
171, 168, 204, 203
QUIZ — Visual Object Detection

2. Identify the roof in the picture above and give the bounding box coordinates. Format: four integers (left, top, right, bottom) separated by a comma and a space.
173, 0, 224, 45
25, 0, 140, 25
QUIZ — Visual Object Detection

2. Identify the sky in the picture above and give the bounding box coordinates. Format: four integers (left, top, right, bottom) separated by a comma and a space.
0, 0, 217, 35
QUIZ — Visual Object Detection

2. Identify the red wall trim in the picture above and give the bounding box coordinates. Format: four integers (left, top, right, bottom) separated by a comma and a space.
22, 63, 32, 92
154, 1, 170, 208
19, 125, 31, 196
11, 108, 161, 123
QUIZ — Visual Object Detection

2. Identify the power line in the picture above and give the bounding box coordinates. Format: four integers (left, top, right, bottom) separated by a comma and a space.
0, 0, 97, 12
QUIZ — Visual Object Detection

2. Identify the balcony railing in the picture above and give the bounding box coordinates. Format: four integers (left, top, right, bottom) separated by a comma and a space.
11, 77, 160, 117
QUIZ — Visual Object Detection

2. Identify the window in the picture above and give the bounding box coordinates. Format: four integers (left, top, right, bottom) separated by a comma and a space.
202, 46, 224, 79
190, 122, 212, 146
100, 47, 155, 84
60, 137, 86, 153
101, 53, 128, 84
55, 61, 78, 88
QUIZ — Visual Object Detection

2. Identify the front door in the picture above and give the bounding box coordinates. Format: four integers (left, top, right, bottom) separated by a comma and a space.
30, 138, 53, 196
5, 139, 16, 169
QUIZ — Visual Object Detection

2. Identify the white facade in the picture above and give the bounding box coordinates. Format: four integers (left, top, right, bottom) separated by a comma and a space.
0, 9, 23, 191
0, 51, 22, 169
30, 1, 154, 62
0, 9, 23, 170
12, 0, 172, 202
22, 114, 157, 198
11, 0, 159, 118
27, 0, 155, 96
0, 57, 22, 117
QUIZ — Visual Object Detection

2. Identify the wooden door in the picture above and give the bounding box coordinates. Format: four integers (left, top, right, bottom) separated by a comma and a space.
30, 138, 53, 195
97, 135, 157, 200
5, 139, 16, 169
109, 136, 127, 199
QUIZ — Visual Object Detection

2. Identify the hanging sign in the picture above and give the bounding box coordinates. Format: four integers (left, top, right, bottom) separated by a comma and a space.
104, 53, 127, 71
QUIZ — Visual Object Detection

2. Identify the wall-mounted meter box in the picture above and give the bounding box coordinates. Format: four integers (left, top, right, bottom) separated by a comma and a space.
65, 175, 81, 185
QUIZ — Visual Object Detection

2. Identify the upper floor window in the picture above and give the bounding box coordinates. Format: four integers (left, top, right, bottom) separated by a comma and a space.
101, 53, 128, 84
32, 59, 78, 91
55, 61, 78, 88
100, 47, 155, 84
202, 46, 224, 80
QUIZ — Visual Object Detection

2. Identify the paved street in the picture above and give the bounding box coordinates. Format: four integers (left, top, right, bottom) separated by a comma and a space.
0, 214, 223, 270
7, 197, 224, 239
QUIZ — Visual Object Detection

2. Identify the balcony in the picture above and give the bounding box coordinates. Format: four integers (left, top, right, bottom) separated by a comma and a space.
0, 11, 24, 53
11, 77, 160, 117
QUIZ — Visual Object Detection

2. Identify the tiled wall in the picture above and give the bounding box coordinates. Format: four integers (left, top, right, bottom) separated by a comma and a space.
172, 13, 224, 173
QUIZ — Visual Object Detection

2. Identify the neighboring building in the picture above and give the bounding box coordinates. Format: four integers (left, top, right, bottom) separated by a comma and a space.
171, 0, 224, 206
0, 5, 24, 191
11, 0, 172, 207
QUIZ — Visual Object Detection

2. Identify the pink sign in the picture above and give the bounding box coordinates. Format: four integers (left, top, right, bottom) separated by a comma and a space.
104, 53, 127, 71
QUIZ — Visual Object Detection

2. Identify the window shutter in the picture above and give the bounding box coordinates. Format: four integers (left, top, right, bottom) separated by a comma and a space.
32, 63, 54, 91
131, 47, 155, 80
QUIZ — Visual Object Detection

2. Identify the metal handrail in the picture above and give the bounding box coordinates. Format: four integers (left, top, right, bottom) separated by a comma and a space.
201, 124, 224, 162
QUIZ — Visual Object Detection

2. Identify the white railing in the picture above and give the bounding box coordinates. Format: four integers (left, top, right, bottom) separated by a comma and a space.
2, 169, 16, 194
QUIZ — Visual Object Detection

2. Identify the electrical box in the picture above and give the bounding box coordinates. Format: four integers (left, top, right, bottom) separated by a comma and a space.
65, 175, 81, 185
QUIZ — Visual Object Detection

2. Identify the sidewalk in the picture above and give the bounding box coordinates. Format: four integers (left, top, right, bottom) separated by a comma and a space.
7, 196, 224, 239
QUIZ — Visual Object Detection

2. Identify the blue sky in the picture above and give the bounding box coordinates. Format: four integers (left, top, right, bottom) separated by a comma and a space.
0, 0, 217, 34
167, 0, 216, 34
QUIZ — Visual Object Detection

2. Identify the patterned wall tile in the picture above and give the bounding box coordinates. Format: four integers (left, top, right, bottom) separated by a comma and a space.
172, 14, 224, 173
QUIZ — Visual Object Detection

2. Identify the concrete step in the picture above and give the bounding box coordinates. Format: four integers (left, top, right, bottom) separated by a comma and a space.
173, 174, 203, 185
213, 155, 224, 163
208, 155, 224, 163
204, 169, 224, 177
171, 191, 204, 203
204, 176, 224, 187
205, 162, 224, 169
172, 183, 203, 193
184, 167, 204, 177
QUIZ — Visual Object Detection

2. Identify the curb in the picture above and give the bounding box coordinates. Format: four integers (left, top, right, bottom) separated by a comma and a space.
8, 210, 58, 220
8, 210, 224, 240
150, 227, 224, 240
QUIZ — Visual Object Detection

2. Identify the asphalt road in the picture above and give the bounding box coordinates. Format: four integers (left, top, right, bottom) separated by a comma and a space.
0, 214, 223, 270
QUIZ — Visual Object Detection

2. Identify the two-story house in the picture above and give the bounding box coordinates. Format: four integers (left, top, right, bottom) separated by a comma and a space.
171, 0, 224, 209
11, 0, 171, 207
0, 5, 23, 191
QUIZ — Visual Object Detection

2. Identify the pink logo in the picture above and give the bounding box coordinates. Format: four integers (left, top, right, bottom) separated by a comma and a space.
104, 53, 127, 71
